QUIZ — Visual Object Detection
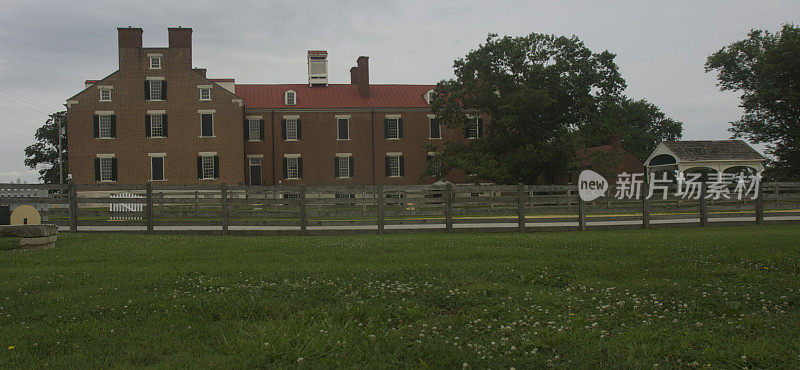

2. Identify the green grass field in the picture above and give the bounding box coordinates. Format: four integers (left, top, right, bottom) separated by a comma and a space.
1, 226, 799, 368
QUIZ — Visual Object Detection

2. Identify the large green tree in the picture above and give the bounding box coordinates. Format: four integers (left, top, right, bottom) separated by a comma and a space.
426, 33, 627, 184
580, 97, 683, 161
705, 24, 800, 180
24, 111, 68, 184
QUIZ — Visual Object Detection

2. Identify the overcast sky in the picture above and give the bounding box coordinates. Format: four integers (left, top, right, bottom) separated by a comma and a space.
0, 0, 797, 183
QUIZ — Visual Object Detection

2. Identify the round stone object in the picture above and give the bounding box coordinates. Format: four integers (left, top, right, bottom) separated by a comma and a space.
10, 205, 41, 226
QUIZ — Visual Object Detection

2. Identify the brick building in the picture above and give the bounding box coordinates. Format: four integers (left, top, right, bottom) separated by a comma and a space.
66, 27, 477, 185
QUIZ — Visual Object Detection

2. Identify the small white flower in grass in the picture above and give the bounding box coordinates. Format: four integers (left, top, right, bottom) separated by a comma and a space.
462, 363, 469, 368
297, 357, 304, 363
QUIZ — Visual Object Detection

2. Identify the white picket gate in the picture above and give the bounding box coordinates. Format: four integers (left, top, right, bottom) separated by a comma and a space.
109, 193, 143, 220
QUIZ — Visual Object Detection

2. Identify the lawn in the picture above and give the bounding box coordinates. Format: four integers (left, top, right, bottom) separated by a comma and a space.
1, 226, 799, 368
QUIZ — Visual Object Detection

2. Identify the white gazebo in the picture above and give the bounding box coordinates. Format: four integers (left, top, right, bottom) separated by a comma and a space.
645, 140, 766, 177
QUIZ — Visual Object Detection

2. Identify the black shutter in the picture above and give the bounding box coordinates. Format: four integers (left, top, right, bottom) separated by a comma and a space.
213, 156, 219, 179
145, 115, 151, 138
243, 119, 249, 141
197, 157, 203, 179
162, 115, 168, 137
398, 118, 404, 139
94, 158, 101, 181
201, 114, 213, 137
282, 158, 288, 179
93, 115, 99, 138
152, 157, 164, 181
465, 118, 471, 137
259, 120, 265, 141
338, 119, 348, 140
349, 157, 354, 178
385, 156, 390, 177
161, 81, 167, 100
281, 120, 287, 140
399, 156, 405, 176
298, 158, 303, 178
144, 81, 150, 101
384, 119, 389, 139
334, 157, 339, 178
478, 117, 483, 138
111, 158, 118, 181
430, 118, 440, 139
110, 115, 117, 138
296, 119, 302, 140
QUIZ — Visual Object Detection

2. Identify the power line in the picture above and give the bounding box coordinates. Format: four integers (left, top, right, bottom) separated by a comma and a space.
0, 85, 60, 113
0, 105, 44, 121
0, 93, 54, 116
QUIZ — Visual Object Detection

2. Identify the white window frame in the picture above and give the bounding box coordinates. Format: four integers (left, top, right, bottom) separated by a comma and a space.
199, 110, 216, 138
201, 155, 215, 180
336, 115, 350, 140
425, 90, 435, 104
149, 55, 162, 69
285, 90, 296, 105
148, 153, 166, 181
285, 118, 298, 141
336, 154, 351, 179
467, 116, 480, 139
199, 88, 211, 101
428, 114, 441, 139
99, 156, 113, 182
387, 153, 402, 178
99, 87, 112, 102
386, 117, 400, 140
150, 114, 164, 138
285, 155, 300, 180
248, 119, 261, 141
149, 80, 163, 101
98, 114, 112, 138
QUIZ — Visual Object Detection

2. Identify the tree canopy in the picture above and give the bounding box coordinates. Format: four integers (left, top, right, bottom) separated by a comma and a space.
24, 111, 68, 184
425, 32, 681, 184
705, 24, 800, 180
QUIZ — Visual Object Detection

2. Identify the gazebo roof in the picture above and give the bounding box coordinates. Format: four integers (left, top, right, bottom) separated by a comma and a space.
661, 140, 764, 161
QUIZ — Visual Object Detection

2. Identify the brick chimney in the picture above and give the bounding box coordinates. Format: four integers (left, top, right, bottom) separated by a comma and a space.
357, 56, 369, 98
168, 27, 192, 68
350, 66, 359, 85
117, 27, 142, 70
193, 68, 207, 78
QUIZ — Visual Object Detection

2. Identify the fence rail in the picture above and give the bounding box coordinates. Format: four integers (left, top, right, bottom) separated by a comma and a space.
0, 182, 798, 235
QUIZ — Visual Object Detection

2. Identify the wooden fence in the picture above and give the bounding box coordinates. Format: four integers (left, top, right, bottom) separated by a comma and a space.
0, 182, 798, 235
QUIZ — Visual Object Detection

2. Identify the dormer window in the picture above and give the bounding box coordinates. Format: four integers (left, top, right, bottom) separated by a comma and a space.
149, 55, 162, 69
285, 90, 296, 105
425, 90, 435, 104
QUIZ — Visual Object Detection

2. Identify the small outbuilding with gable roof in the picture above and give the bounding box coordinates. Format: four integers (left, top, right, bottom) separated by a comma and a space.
644, 140, 766, 176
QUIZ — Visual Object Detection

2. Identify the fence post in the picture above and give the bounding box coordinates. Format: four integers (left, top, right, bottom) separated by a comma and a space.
145, 183, 154, 233
517, 183, 525, 232
755, 180, 764, 225
159, 192, 164, 214
775, 184, 780, 206
300, 184, 307, 235
68, 180, 77, 232
221, 183, 229, 236
376, 185, 385, 234
194, 190, 199, 216
445, 183, 453, 232
642, 181, 651, 229
699, 182, 708, 227
578, 196, 587, 231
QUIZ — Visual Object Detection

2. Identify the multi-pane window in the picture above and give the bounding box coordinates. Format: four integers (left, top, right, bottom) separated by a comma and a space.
249, 119, 261, 141
286, 157, 299, 179
99, 115, 112, 138
285, 90, 296, 105
100, 157, 113, 181
150, 56, 161, 69
467, 117, 481, 139
199, 88, 211, 100
387, 118, 400, 139
429, 118, 441, 139
249, 157, 261, 166
150, 114, 163, 137
336, 156, 351, 178
100, 88, 111, 102
285, 119, 298, 140
202, 156, 215, 180
337, 118, 349, 140
387, 156, 401, 177
149, 80, 162, 100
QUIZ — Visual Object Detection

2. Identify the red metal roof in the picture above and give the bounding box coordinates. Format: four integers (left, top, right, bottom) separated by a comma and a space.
307, 50, 328, 55
235, 84, 435, 109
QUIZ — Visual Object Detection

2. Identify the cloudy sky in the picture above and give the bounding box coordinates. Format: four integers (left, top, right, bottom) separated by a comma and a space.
0, 0, 797, 183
